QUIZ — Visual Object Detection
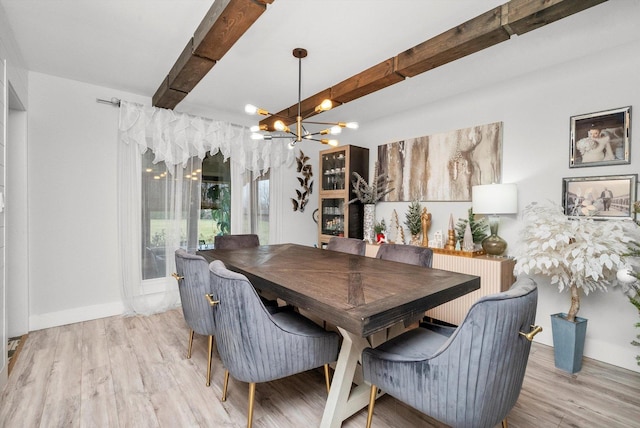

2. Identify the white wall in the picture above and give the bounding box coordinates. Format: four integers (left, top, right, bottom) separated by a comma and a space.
344, 37, 640, 371
26, 72, 149, 329
7, 108, 27, 337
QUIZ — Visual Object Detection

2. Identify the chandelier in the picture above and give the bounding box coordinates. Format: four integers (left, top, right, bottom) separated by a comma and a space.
245, 48, 358, 149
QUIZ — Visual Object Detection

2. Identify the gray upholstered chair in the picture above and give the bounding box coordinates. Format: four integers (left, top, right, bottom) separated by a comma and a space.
209, 260, 340, 428
173, 249, 217, 386
212, 233, 280, 310
214, 233, 260, 250
375, 243, 433, 268
326, 236, 366, 256
362, 277, 540, 428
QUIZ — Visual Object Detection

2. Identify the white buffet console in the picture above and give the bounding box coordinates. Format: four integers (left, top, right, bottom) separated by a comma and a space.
365, 244, 516, 325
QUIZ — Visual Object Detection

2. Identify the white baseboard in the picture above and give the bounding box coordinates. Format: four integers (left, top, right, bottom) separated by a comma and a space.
29, 301, 126, 331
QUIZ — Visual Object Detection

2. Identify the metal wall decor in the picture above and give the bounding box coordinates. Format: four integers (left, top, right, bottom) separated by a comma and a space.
291, 150, 313, 212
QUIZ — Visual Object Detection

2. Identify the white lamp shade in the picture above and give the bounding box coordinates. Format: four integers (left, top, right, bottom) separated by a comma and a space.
472, 183, 518, 214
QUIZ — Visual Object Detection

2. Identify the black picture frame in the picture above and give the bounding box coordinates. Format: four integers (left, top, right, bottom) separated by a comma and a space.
569, 106, 631, 168
562, 174, 637, 220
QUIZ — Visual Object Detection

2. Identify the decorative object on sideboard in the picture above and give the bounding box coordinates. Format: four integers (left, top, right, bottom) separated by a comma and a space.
291, 150, 313, 212
472, 183, 518, 257
363, 204, 376, 243
421, 207, 431, 247
462, 223, 474, 252
404, 200, 423, 246
569, 105, 630, 168
245, 48, 358, 149
349, 162, 393, 243
455, 207, 489, 249
444, 214, 456, 250
374, 219, 387, 244
388, 209, 404, 244
432, 230, 443, 249
349, 162, 394, 205
513, 201, 630, 373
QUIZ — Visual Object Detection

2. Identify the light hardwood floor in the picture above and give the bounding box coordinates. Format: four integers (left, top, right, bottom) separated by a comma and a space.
1, 308, 638, 427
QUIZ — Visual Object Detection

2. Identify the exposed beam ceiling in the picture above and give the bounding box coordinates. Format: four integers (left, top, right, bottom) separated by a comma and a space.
260, 0, 608, 128
152, 0, 274, 109
151, 0, 607, 123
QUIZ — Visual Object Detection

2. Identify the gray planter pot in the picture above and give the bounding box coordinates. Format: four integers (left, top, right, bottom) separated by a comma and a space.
550, 312, 588, 374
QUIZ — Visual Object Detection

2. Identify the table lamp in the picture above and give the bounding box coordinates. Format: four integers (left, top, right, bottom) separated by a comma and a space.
472, 183, 518, 257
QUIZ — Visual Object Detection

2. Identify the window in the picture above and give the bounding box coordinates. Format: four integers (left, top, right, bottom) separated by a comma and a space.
243, 170, 270, 244
141, 151, 201, 280
140, 150, 268, 280
200, 152, 232, 249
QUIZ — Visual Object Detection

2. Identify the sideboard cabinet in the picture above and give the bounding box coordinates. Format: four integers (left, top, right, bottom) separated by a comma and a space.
366, 243, 515, 325
318, 145, 369, 247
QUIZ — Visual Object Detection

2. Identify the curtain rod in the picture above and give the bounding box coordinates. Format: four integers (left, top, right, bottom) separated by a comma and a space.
96, 97, 250, 131
96, 97, 121, 107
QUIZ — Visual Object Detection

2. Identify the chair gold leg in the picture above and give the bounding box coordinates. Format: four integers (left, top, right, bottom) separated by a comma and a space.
206, 335, 214, 387
247, 382, 256, 428
323, 364, 331, 394
222, 370, 230, 402
366, 384, 377, 428
502, 418, 508, 428
187, 329, 194, 359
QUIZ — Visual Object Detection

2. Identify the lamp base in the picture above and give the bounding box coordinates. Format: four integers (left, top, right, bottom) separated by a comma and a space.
482, 234, 507, 257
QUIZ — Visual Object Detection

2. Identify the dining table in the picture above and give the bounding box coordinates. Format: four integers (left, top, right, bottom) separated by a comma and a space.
198, 243, 480, 428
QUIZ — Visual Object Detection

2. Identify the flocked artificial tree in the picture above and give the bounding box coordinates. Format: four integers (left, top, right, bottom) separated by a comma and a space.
455, 207, 489, 247
404, 200, 422, 246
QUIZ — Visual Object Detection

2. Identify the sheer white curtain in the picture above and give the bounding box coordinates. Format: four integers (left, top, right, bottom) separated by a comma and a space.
117, 101, 294, 315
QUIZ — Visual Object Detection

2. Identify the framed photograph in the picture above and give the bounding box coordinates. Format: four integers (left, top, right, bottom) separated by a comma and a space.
569, 106, 631, 168
562, 174, 637, 220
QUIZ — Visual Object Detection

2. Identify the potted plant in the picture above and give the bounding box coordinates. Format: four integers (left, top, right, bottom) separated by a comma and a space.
349, 162, 393, 243
616, 204, 640, 366
374, 219, 387, 244
513, 201, 630, 373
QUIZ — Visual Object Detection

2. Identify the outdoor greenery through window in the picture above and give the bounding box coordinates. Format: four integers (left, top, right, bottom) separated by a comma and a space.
200, 152, 232, 248
141, 150, 269, 280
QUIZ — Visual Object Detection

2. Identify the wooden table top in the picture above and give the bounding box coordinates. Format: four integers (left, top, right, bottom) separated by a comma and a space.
198, 243, 480, 337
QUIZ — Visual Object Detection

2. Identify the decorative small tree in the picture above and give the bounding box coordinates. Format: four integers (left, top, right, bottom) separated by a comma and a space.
388, 209, 404, 244
404, 200, 422, 246
617, 205, 640, 366
622, 240, 640, 365
455, 207, 488, 245
513, 201, 630, 322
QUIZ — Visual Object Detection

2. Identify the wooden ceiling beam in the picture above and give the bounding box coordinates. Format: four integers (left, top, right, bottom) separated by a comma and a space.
395, 7, 509, 78
505, 0, 608, 35
152, 0, 273, 110
261, 0, 608, 126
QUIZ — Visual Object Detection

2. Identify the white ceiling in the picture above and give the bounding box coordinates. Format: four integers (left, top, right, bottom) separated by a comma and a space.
2, 0, 639, 126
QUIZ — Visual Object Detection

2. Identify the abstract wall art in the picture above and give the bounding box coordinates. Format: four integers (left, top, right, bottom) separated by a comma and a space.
377, 122, 503, 201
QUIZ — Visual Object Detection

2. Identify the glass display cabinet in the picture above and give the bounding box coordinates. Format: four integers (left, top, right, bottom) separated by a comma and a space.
318, 145, 369, 247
